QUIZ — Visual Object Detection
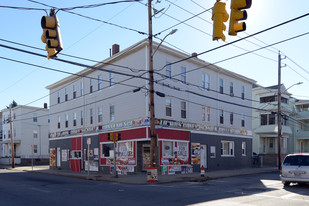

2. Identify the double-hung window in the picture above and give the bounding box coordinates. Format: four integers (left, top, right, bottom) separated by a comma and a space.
221, 141, 234, 156
219, 79, 223, 94
73, 85, 76, 99
90, 108, 93, 124
90, 79, 93, 93
181, 101, 186, 119
202, 73, 210, 90
166, 62, 171, 78
166, 99, 172, 117
220, 110, 224, 124
109, 72, 114, 87
181, 66, 186, 84
98, 75, 103, 90
98, 107, 103, 123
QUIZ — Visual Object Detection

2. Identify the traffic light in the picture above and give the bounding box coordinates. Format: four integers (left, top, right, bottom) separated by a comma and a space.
212, 1, 229, 41
108, 133, 113, 141
228, 0, 252, 36
41, 13, 63, 59
115, 133, 121, 141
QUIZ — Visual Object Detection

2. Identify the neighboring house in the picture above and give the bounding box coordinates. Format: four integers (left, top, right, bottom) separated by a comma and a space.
291, 99, 309, 153
0, 105, 49, 165
252, 84, 293, 166
0, 112, 2, 142
46, 39, 256, 174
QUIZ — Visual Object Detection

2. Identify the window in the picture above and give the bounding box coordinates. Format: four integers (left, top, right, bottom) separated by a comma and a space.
230, 112, 233, 125
101, 143, 114, 158
269, 113, 276, 125
181, 101, 186, 119
230, 82, 234, 96
162, 141, 173, 157
81, 111, 84, 126
58, 116, 61, 129
73, 85, 76, 99
33, 145, 38, 154
260, 95, 276, 103
33, 130, 38, 138
98, 75, 103, 90
109, 72, 114, 87
118, 142, 134, 157
221, 141, 234, 156
90, 79, 93, 93
241, 114, 245, 127
65, 114, 69, 128
220, 110, 224, 124
261, 114, 267, 125
90, 108, 93, 124
33, 113, 37, 122
166, 99, 172, 117
57, 91, 60, 103
166, 62, 171, 78
202, 105, 205, 121
202, 73, 210, 90
73, 112, 77, 126
269, 138, 274, 148
181, 66, 186, 84
242, 142, 246, 156
206, 106, 210, 121
241, 86, 245, 100
110, 104, 115, 121
219, 79, 223, 94
98, 107, 103, 123
80, 81, 84, 96
65, 88, 68, 101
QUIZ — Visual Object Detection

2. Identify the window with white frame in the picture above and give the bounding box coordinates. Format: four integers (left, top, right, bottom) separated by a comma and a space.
166, 62, 171, 78
58, 116, 61, 129
230, 112, 233, 125
181, 66, 186, 83
101, 143, 114, 158
230, 82, 234, 96
219, 79, 223, 94
90, 79, 93, 93
202, 105, 206, 121
81, 111, 84, 126
207, 106, 210, 121
162, 141, 173, 157
241, 114, 245, 127
33, 130, 38, 138
65, 114, 69, 128
80, 81, 84, 96
118, 142, 134, 157
202, 73, 210, 90
33, 145, 38, 153
98, 107, 103, 123
109, 72, 114, 87
65, 88, 68, 101
33, 113, 37, 122
98, 75, 103, 90
241, 86, 245, 100
57, 91, 60, 103
73, 85, 76, 99
221, 141, 234, 156
110, 104, 115, 121
181, 101, 186, 119
90, 108, 93, 124
73, 112, 77, 126
166, 99, 172, 117
220, 110, 224, 124
242, 142, 246, 156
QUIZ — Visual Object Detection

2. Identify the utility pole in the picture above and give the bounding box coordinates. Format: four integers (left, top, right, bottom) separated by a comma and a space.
9, 106, 15, 168
148, 0, 157, 167
277, 51, 282, 170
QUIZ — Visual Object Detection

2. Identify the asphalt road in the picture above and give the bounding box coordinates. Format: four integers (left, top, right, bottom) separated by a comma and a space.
0, 169, 308, 206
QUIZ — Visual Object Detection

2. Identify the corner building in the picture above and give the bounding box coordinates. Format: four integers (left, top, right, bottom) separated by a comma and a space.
47, 39, 255, 174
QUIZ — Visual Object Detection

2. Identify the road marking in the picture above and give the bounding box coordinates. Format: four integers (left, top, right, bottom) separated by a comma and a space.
254, 193, 309, 202
29, 187, 50, 193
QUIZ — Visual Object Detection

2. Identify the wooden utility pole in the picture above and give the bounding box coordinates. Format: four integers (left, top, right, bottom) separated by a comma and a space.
9, 107, 15, 168
277, 52, 282, 170
148, 0, 157, 167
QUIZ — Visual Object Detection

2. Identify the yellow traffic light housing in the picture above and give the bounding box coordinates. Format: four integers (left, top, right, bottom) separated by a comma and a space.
212, 1, 229, 41
228, 0, 252, 36
41, 12, 63, 59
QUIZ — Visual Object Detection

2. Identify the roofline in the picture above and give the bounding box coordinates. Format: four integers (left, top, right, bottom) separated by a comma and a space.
1, 105, 49, 112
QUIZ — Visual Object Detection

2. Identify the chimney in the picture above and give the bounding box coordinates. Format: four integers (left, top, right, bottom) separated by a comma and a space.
112, 44, 120, 55
192, 52, 198, 58
44, 103, 48, 109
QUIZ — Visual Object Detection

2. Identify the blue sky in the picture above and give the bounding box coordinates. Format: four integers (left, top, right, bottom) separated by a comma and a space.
0, 0, 308, 110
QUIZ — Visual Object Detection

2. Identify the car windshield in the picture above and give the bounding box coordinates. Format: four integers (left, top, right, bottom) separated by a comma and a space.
283, 155, 309, 166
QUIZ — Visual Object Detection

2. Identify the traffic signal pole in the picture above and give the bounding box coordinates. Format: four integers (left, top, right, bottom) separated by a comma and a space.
277, 52, 282, 170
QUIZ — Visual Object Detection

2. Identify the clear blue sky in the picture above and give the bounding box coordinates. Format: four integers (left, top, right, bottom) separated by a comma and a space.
0, 0, 308, 110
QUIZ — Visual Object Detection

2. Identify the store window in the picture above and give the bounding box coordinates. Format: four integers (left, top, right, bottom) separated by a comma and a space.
118, 142, 134, 157
221, 141, 234, 156
162, 141, 173, 157
101, 143, 114, 158
177, 142, 188, 158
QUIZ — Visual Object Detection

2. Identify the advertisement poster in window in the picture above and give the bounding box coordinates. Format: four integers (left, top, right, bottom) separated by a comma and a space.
210, 146, 216, 158
191, 143, 200, 165
61, 149, 68, 162
50, 148, 56, 166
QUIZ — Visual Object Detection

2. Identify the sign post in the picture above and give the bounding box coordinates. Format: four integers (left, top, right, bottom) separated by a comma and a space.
87, 138, 91, 176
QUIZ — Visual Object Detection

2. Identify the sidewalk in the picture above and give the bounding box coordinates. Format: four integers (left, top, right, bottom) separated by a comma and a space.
2, 165, 278, 184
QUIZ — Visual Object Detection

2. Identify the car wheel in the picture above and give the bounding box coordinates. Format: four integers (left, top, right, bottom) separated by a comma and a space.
283, 181, 290, 186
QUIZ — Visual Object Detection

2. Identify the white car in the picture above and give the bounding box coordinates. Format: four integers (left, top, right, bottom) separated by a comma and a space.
280, 154, 309, 186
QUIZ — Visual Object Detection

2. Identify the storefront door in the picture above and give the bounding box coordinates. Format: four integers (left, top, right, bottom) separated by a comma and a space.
200, 144, 207, 169
142, 144, 151, 171
57, 147, 61, 167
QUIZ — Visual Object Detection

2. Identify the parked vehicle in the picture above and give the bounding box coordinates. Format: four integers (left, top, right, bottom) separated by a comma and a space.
280, 153, 309, 186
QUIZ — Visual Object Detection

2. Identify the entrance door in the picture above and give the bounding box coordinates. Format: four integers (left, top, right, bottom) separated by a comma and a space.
142, 144, 151, 171
57, 147, 61, 167
200, 144, 207, 169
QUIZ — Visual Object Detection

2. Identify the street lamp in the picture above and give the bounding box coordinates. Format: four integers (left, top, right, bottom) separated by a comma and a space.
277, 81, 303, 170
152, 29, 178, 56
